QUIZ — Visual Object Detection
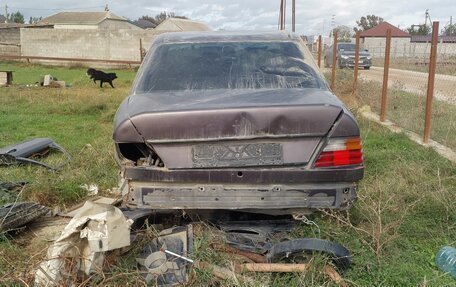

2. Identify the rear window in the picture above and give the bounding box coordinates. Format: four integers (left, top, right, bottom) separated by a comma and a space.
135, 41, 324, 92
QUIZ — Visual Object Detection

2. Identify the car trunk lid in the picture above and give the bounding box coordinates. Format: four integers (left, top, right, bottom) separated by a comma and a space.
127, 88, 343, 141
127, 88, 344, 168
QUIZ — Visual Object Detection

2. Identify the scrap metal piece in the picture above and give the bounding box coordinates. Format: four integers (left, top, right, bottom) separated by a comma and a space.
267, 238, 352, 272
136, 225, 192, 287
0, 138, 71, 170
0, 202, 49, 232
34, 201, 133, 287
218, 220, 295, 253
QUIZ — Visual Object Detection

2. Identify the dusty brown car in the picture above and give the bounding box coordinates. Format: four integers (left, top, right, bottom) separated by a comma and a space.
113, 31, 364, 215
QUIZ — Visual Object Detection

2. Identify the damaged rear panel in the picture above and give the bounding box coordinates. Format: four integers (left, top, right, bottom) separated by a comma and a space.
113, 31, 364, 214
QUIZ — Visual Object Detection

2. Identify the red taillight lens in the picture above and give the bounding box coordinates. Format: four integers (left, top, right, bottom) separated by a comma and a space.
315, 138, 363, 168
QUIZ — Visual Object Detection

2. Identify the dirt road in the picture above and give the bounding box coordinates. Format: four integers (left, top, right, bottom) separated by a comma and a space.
359, 67, 456, 105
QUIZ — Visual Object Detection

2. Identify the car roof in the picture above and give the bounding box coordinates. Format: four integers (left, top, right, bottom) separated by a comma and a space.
154, 30, 302, 44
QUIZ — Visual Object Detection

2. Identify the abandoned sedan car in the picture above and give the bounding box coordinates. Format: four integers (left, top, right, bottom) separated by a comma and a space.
113, 31, 364, 215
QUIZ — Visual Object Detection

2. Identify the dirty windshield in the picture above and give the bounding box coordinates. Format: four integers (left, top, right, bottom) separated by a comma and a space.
135, 41, 324, 92
338, 43, 357, 51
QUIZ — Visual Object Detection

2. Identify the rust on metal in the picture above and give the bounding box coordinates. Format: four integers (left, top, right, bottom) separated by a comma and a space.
380, 29, 392, 122
423, 22, 439, 143
330, 31, 337, 90
353, 31, 361, 94
317, 35, 322, 68
139, 38, 144, 62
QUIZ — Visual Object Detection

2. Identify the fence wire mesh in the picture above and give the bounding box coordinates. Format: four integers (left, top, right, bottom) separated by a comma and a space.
432, 49, 456, 149
327, 34, 456, 152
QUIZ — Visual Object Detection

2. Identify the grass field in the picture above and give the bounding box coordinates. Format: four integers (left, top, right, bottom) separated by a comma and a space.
1, 62, 455, 286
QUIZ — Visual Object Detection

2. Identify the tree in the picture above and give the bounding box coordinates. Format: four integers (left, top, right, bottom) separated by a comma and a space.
29, 16, 42, 24
443, 23, 456, 36
332, 25, 354, 42
354, 15, 384, 32
406, 24, 430, 35
139, 11, 187, 26
8, 11, 25, 24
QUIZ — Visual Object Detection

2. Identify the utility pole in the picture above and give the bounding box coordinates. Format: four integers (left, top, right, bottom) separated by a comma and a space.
451, 16, 453, 36
425, 9, 432, 28
292, 0, 295, 32
5, 4, 8, 24
278, 0, 283, 30
330, 15, 335, 37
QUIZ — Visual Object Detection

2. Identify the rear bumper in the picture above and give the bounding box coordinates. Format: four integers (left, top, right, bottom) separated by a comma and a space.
123, 166, 364, 183
126, 182, 357, 211
339, 58, 372, 68
121, 166, 363, 213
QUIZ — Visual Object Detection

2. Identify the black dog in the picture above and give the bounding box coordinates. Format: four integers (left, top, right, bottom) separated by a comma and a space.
86, 68, 117, 88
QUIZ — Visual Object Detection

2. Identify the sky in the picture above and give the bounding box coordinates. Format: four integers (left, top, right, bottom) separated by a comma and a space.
4, 0, 456, 36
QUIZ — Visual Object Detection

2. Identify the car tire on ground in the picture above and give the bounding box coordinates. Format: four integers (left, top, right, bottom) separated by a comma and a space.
364, 66, 370, 70
338, 61, 344, 69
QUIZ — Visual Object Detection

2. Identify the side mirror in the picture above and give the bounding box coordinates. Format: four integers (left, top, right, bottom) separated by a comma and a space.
364, 49, 369, 52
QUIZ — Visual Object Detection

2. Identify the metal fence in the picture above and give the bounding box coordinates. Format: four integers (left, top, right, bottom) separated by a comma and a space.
317, 21, 456, 155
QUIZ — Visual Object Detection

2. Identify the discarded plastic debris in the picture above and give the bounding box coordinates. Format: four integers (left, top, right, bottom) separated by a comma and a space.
43, 75, 55, 86
0, 202, 49, 233
216, 220, 351, 272
0, 138, 71, 170
39, 74, 65, 88
35, 201, 132, 286
79, 183, 99, 196
62, 196, 120, 217
218, 219, 295, 253
267, 238, 352, 272
136, 225, 193, 286
436, 246, 456, 278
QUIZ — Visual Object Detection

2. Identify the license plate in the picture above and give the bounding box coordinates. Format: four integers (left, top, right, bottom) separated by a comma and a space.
358, 61, 364, 64
192, 143, 283, 167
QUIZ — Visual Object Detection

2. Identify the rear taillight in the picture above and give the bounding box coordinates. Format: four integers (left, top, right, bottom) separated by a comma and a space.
314, 137, 363, 168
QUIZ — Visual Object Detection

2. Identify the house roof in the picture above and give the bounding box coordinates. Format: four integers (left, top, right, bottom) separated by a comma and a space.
411, 35, 456, 43
360, 22, 410, 38
155, 18, 211, 31
39, 11, 126, 25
